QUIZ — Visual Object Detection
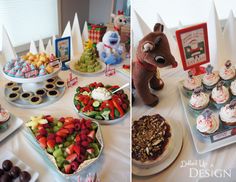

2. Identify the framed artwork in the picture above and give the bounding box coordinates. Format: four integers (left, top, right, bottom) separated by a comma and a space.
176, 23, 210, 71
55, 36, 71, 70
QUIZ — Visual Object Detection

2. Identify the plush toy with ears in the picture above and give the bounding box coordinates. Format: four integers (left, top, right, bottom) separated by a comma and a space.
111, 10, 127, 34
132, 23, 178, 107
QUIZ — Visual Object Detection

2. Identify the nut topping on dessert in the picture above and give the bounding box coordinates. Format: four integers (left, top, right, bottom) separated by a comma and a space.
132, 114, 171, 162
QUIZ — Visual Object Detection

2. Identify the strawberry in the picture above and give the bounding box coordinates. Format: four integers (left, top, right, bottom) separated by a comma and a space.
97, 82, 104, 87
56, 136, 63, 144
64, 124, 75, 129
39, 128, 47, 136
64, 164, 72, 174
81, 124, 86, 130
77, 155, 85, 163
85, 120, 91, 128
36, 134, 43, 140
87, 130, 95, 140
39, 137, 47, 149
74, 118, 80, 123
47, 133, 55, 140
47, 139, 56, 149
68, 128, 74, 134
66, 144, 74, 155
80, 133, 87, 141
45, 115, 54, 122
66, 153, 77, 163
76, 104, 81, 110
73, 145, 80, 155
37, 124, 44, 130
86, 148, 94, 154
75, 135, 81, 143
71, 161, 79, 171
56, 129, 69, 137
74, 123, 81, 130
81, 141, 89, 147
42, 123, 50, 128
59, 117, 65, 122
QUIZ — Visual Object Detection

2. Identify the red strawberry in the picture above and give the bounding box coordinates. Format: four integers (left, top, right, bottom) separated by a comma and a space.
74, 123, 81, 130
86, 148, 94, 154
87, 137, 93, 143
64, 164, 72, 174
85, 120, 91, 128
97, 82, 103, 87
71, 161, 79, 171
56, 129, 69, 137
66, 144, 74, 155
64, 124, 75, 129
81, 124, 86, 130
80, 134, 87, 141
47, 139, 56, 149
65, 117, 74, 123
87, 130, 95, 140
68, 128, 74, 134
81, 141, 89, 147
39, 137, 47, 149
76, 105, 81, 110
56, 136, 63, 144
37, 124, 44, 130
75, 135, 81, 143
42, 123, 50, 128
39, 128, 47, 136
74, 118, 80, 123
66, 153, 77, 163
73, 145, 80, 155
45, 115, 54, 122
36, 134, 43, 140
59, 117, 65, 122
47, 133, 55, 140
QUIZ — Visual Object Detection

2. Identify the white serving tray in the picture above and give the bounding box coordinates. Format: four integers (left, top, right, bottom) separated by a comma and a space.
69, 60, 106, 76
0, 114, 23, 142
178, 80, 236, 154
0, 151, 39, 181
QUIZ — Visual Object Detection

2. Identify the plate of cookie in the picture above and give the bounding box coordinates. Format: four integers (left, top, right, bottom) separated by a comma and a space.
132, 114, 183, 176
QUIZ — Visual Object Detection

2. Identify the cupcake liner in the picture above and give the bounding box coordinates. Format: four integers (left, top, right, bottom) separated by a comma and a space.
202, 82, 218, 91
219, 116, 236, 127
220, 77, 236, 87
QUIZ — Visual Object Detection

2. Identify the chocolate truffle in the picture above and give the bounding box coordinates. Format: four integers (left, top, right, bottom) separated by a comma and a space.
9, 166, 21, 178
19, 171, 31, 182
2, 160, 13, 171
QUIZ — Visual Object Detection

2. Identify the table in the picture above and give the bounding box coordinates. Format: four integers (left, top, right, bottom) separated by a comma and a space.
132, 66, 236, 182
0, 67, 130, 182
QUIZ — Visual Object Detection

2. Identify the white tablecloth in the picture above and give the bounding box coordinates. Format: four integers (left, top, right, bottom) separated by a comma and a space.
0, 69, 130, 182
132, 67, 236, 182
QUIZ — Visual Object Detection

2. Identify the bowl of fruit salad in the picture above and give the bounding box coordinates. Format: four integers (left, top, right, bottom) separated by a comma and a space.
73, 82, 130, 125
24, 115, 103, 177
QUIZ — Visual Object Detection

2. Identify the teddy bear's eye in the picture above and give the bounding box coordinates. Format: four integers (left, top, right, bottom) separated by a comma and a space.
155, 56, 165, 64
119, 19, 122, 22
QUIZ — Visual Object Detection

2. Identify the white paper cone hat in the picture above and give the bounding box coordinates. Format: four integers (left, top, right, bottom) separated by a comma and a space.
134, 10, 151, 37
207, 2, 225, 69
82, 21, 89, 42
39, 39, 45, 53
29, 40, 38, 54
72, 13, 84, 60
223, 10, 236, 63
62, 21, 73, 60
46, 39, 53, 55
1, 26, 17, 63
52, 35, 57, 55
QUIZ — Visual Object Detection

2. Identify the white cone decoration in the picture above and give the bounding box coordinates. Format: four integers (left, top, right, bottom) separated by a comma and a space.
134, 10, 151, 37
29, 40, 38, 54
38, 39, 45, 53
52, 35, 57, 55
46, 39, 53, 55
207, 2, 225, 69
156, 13, 181, 65
223, 10, 236, 63
72, 13, 84, 60
1, 26, 17, 63
82, 21, 89, 42
62, 21, 73, 60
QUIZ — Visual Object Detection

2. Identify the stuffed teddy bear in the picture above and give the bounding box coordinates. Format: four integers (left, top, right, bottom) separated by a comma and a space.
111, 10, 127, 34
132, 23, 178, 107
96, 31, 123, 65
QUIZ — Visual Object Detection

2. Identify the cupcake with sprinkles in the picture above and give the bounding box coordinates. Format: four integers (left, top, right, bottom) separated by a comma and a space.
219, 99, 236, 126
183, 71, 202, 97
219, 60, 235, 85
196, 109, 220, 136
202, 64, 220, 90
211, 81, 230, 109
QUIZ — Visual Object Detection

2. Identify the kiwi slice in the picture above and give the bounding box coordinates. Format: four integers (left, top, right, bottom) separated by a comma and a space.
47, 90, 59, 98
29, 96, 42, 105
44, 83, 56, 91
7, 92, 20, 101
5, 82, 17, 89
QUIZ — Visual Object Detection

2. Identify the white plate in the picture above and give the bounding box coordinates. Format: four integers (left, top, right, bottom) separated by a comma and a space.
178, 81, 236, 154
1, 62, 62, 83
116, 66, 130, 78
69, 60, 106, 76
5, 84, 66, 109
0, 114, 23, 142
0, 151, 39, 181
132, 120, 183, 176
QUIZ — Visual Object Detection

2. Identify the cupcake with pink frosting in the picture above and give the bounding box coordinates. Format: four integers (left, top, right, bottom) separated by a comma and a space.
211, 81, 230, 108
219, 60, 235, 85
202, 64, 220, 90
183, 71, 202, 96
189, 87, 209, 111
219, 99, 236, 126
196, 109, 220, 135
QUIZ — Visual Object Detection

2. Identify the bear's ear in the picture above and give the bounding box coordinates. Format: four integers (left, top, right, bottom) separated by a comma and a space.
154, 36, 162, 47
142, 42, 154, 52
153, 23, 164, 33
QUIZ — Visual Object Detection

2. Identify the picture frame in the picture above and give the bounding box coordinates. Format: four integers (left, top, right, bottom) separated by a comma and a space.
176, 23, 210, 72
55, 36, 71, 70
